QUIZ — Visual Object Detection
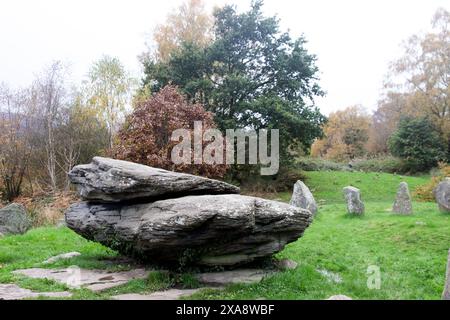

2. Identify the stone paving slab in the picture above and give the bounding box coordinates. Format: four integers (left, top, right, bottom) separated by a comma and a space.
13, 267, 149, 292
195, 269, 271, 286
0, 284, 72, 300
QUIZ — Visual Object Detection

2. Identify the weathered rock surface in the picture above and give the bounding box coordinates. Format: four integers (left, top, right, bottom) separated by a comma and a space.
195, 269, 271, 286
392, 182, 412, 215
435, 178, 450, 213
343, 187, 365, 215
290, 180, 318, 216
0, 203, 31, 236
443, 249, 450, 300
69, 157, 239, 203
0, 284, 72, 300
13, 268, 148, 292
65, 194, 312, 267
275, 259, 298, 270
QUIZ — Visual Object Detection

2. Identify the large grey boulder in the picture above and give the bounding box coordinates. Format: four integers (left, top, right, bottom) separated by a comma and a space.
290, 180, 318, 216
0, 203, 31, 236
392, 182, 412, 215
343, 186, 364, 215
443, 249, 450, 300
68, 157, 240, 203
65, 194, 312, 267
435, 178, 450, 213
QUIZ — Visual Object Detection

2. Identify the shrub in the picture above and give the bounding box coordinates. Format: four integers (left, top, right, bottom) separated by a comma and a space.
388, 117, 446, 172
113, 85, 227, 178
414, 163, 450, 202
350, 156, 406, 174
296, 157, 350, 172
239, 167, 307, 194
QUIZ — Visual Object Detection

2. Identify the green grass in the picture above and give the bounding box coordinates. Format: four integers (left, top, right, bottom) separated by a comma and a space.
1, 171, 448, 300
276, 171, 429, 204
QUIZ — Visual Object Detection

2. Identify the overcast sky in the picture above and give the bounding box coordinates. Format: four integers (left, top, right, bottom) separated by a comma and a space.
1, 0, 449, 114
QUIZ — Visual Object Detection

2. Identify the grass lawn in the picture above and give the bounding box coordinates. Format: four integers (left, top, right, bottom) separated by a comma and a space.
1, 171, 449, 300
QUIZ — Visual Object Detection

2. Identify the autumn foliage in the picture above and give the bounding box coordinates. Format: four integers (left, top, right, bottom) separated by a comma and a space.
113, 85, 227, 178
311, 106, 371, 161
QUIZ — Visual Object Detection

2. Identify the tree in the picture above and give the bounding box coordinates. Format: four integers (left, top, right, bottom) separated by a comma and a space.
381, 8, 450, 159
113, 85, 227, 178
311, 106, 371, 161
0, 84, 34, 201
388, 117, 446, 172
33, 61, 68, 192
148, 0, 213, 63
367, 92, 409, 155
83, 56, 135, 149
142, 0, 326, 167
54, 96, 110, 190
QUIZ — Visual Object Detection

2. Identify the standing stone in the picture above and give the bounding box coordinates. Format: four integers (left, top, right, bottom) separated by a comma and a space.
290, 180, 318, 216
343, 187, 364, 215
435, 178, 450, 213
443, 249, 450, 300
0, 203, 31, 236
392, 182, 413, 215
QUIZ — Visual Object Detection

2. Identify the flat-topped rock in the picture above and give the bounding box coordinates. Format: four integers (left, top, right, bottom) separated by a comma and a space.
393, 182, 412, 215
65, 194, 312, 267
69, 157, 240, 203
435, 178, 450, 213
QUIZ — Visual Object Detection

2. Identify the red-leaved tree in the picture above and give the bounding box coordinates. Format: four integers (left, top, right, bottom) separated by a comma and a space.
113, 85, 227, 178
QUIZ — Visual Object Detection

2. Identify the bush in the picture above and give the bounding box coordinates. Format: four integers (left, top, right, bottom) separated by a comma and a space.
113, 85, 227, 178
388, 117, 446, 172
296, 157, 350, 172
414, 163, 450, 202
350, 156, 406, 174
239, 167, 307, 194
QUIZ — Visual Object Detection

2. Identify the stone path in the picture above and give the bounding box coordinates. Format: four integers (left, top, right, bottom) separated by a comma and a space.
6, 266, 272, 300
0, 284, 72, 300
13, 267, 149, 291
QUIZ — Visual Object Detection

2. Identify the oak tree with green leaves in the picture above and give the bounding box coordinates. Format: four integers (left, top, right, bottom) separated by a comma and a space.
142, 0, 326, 168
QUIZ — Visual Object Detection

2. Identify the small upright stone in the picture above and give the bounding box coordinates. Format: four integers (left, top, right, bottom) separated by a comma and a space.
343, 186, 364, 215
435, 178, 450, 213
443, 249, 450, 300
392, 182, 412, 215
290, 180, 318, 216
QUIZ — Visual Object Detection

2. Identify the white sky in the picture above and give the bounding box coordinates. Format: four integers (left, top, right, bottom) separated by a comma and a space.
0, 0, 449, 115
